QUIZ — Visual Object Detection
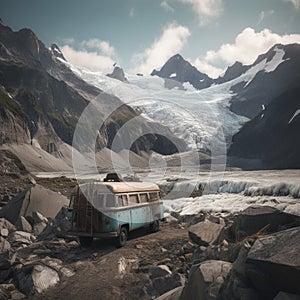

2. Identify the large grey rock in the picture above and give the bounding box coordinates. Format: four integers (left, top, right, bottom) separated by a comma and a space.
0, 286, 10, 299
15, 217, 32, 233
188, 219, 225, 246
218, 246, 260, 300
246, 226, 300, 296
33, 222, 47, 236
181, 260, 232, 300
152, 273, 185, 297
32, 211, 48, 225
0, 185, 69, 225
40, 257, 75, 278
9, 231, 36, 246
274, 292, 300, 300
0, 229, 9, 238
0, 218, 16, 232
15, 264, 60, 295
0, 252, 15, 270
231, 206, 299, 240
156, 286, 184, 300
0, 237, 11, 253
149, 265, 172, 279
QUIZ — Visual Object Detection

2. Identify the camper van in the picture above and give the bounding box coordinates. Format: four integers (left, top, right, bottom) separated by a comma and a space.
69, 177, 164, 247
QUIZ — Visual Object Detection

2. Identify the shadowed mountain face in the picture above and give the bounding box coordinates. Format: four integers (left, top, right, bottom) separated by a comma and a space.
0, 22, 186, 155
151, 54, 213, 90
229, 87, 300, 169
229, 44, 300, 119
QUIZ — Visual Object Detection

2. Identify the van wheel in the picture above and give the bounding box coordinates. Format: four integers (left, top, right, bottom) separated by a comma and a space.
150, 220, 160, 233
79, 236, 93, 247
116, 227, 128, 248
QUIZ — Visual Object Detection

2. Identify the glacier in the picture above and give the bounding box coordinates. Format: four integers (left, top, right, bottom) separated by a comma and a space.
61, 47, 287, 154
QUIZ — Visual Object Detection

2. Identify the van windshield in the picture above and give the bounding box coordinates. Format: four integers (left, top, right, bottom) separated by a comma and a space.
106, 194, 115, 207
94, 194, 105, 208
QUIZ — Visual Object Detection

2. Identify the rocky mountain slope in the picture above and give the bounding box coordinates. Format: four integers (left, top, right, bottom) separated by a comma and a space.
229, 86, 300, 169
229, 43, 300, 118
0, 22, 186, 164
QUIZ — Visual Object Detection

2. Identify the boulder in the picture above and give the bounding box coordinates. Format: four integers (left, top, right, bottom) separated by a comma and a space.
0, 286, 10, 299
181, 260, 232, 300
0, 218, 16, 232
152, 273, 185, 296
15, 264, 60, 295
0, 185, 69, 224
32, 212, 48, 225
15, 217, 32, 233
33, 222, 47, 236
149, 265, 172, 279
40, 257, 75, 278
274, 292, 300, 300
188, 219, 225, 246
10, 289, 26, 299
0, 228, 9, 238
0, 237, 11, 253
218, 246, 260, 300
155, 286, 184, 300
0, 252, 15, 270
9, 231, 36, 246
246, 226, 300, 297
232, 206, 299, 240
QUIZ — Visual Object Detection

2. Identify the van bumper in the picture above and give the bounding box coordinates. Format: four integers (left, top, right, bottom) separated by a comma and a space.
66, 231, 119, 238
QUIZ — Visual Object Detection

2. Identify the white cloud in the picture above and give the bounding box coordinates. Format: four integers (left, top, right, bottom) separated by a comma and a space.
80, 39, 115, 56
129, 8, 136, 18
283, 0, 300, 9
59, 38, 117, 73
194, 27, 300, 78
204, 27, 300, 66
193, 58, 224, 78
161, 0, 175, 12
257, 10, 274, 25
177, 0, 223, 25
131, 23, 190, 75
61, 45, 115, 73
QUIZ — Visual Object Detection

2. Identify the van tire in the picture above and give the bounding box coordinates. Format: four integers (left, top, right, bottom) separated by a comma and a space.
116, 226, 128, 248
149, 220, 159, 233
79, 236, 93, 247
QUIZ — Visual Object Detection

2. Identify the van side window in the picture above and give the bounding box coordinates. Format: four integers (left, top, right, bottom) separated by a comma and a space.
129, 194, 139, 204
122, 195, 128, 206
139, 193, 148, 203
149, 192, 159, 202
106, 194, 115, 207
117, 196, 122, 207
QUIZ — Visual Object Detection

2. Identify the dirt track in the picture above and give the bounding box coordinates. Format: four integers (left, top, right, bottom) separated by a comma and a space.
35, 223, 189, 300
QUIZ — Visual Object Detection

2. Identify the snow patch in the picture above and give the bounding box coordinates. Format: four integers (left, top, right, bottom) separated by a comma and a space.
244, 47, 287, 87
288, 109, 300, 124
53, 47, 62, 55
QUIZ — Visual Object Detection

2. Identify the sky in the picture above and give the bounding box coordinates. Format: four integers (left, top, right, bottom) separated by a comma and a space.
1, 0, 300, 78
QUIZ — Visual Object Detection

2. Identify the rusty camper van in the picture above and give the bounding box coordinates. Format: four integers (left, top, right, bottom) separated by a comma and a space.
69, 175, 164, 247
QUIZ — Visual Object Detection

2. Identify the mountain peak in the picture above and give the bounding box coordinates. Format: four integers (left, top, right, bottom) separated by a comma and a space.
151, 54, 213, 90
107, 65, 128, 83
50, 44, 66, 61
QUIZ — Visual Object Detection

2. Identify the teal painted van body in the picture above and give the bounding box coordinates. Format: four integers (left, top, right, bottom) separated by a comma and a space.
70, 181, 164, 239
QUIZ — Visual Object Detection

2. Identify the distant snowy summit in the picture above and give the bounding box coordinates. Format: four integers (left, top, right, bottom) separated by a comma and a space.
107, 65, 129, 83
151, 54, 213, 90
